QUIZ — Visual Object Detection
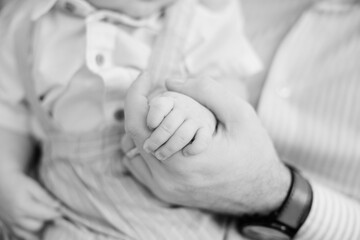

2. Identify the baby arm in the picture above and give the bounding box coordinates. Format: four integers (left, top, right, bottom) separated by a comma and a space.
0, 128, 60, 240
0, 2, 61, 239
143, 91, 216, 161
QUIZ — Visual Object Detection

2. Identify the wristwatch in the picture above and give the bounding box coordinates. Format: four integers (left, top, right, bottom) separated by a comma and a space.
238, 166, 313, 240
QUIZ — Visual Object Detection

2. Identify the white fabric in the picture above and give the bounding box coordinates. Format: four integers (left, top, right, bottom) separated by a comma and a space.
241, 0, 360, 239
0, 0, 261, 134
1, 0, 360, 239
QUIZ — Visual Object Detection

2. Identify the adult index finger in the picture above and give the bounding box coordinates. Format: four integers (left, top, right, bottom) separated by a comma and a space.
125, 72, 157, 144
166, 77, 245, 126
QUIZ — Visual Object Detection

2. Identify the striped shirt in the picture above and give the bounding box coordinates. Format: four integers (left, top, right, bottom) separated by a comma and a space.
1, 0, 359, 239
241, 0, 360, 239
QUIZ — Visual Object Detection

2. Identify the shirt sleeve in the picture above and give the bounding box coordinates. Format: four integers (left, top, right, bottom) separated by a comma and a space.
295, 181, 360, 239
183, 0, 263, 99
224, 179, 360, 240
0, 1, 33, 134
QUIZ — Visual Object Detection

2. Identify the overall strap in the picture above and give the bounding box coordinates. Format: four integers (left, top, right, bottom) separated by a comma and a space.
14, 0, 196, 137
124, 0, 196, 158
14, 13, 56, 136
147, 0, 195, 84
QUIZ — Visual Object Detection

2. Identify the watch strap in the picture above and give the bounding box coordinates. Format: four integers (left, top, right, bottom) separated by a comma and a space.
276, 166, 313, 236
237, 166, 313, 239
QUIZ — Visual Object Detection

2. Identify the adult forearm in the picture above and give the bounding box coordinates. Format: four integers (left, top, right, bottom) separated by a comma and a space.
0, 127, 35, 173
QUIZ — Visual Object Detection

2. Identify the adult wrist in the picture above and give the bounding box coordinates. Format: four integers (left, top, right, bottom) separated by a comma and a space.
237, 165, 313, 239
251, 163, 292, 216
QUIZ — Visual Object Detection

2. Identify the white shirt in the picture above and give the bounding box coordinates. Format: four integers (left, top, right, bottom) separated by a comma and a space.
2, 0, 360, 239
240, 0, 360, 239
0, 0, 261, 134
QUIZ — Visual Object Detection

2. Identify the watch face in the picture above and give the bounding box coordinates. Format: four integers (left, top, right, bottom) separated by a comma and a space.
242, 225, 290, 240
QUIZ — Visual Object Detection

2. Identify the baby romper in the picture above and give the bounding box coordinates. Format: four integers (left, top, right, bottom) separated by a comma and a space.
15, 1, 230, 239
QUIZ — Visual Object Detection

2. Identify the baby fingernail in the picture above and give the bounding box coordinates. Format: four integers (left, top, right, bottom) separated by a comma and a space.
143, 141, 152, 153
155, 151, 166, 161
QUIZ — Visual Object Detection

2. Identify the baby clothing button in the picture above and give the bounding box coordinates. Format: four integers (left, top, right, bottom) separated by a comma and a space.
95, 54, 105, 67
64, 2, 76, 13
114, 109, 125, 121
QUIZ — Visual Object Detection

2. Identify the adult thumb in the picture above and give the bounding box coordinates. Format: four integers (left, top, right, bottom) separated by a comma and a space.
125, 72, 155, 142
166, 77, 243, 124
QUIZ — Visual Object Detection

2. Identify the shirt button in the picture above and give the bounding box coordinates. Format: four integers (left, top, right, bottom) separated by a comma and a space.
114, 109, 125, 121
64, 2, 76, 13
277, 87, 292, 98
95, 54, 105, 67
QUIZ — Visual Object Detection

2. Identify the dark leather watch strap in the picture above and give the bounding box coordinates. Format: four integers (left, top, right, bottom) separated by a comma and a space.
276, 166, 313, 236
237, 166, 313, 239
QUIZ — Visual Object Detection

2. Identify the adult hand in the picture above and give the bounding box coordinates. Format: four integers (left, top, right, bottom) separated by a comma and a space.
123, 74, 291, 216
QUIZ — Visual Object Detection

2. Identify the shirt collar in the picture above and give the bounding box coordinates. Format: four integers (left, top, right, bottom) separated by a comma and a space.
31, 0, 161, 29
31, 0, 58, 20
32, 0, 96, 20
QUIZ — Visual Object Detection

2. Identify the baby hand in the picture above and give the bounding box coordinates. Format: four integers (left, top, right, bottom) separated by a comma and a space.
143, 91, 216, 161
0, 172, 60, 240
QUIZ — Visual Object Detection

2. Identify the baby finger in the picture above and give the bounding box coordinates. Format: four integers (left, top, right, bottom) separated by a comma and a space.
143, 109, 184, 153
183, 126, 212, 156
154, 120, 198, 161
147, 96, 174, 130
